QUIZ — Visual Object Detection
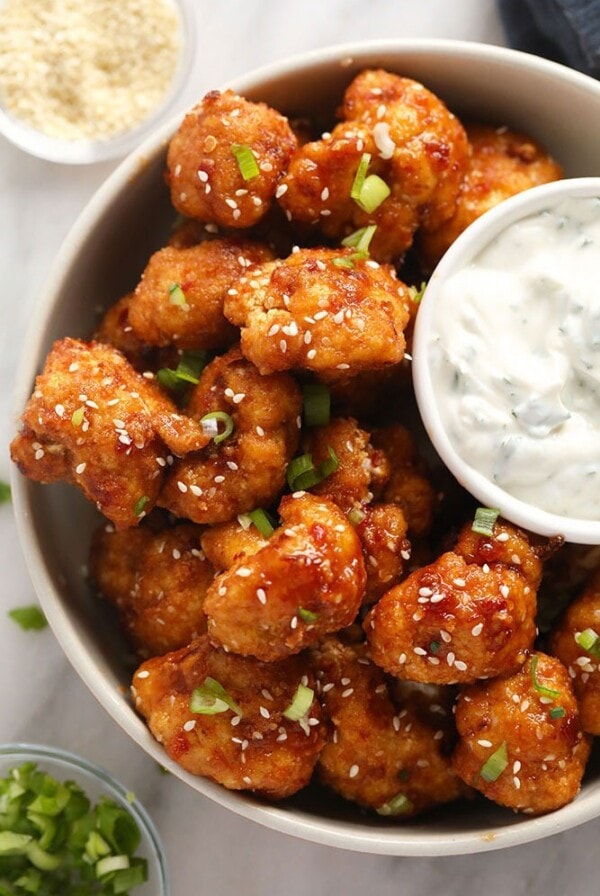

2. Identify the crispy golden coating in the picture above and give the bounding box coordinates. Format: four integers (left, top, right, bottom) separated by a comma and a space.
90, 522, 210, 657
10, 338, 210, 528
313, 639, 464, 816
158, 347, 301, 524
549, 568, 600, 735
200, 519, 268, 571
129, 238, 273, 351
357, 503, 410, 604
372, 425, 437, 537
94, 293, 154, 371
224, 247, 410, 378
302, 417, 390, 513
203, 494, 366, 661
452, 652, 591, 814
166, 89, 298, 229
365, 521, 539, 683
279, 69, 469, 262
132, 635, 325, 798
418, 123, 563, 271
454, 518, 544, 592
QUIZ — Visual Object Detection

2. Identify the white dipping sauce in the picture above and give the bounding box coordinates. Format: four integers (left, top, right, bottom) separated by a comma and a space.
429, 195, 600, 520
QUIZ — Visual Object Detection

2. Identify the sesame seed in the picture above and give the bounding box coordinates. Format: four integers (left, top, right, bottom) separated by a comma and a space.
225, 198, 238, 209
232, 393, 245, 404
197, 169, 208, 182
482, 563, 490, 573
342, 688, 354, 698
136, 670, 150, 679
75, 462, 86, 475
55, 403, 65, 418
471, 623, 483, 637
236, 567, 251, 577
500, 584, 510, 598
256, 588, 267, 605
513, 760, 522, 773
290, 616, 298, 630
440, 630, 452, 643
275, 184, 288, 198
349, 764, 359, 779
446, 652, 455, 666
214, 475, 225, 484
177, 481, 188, 493
453, 578, 466, 587
520, 700, 530, 712
398, 653, 407, 665
256, 425, 265, 437
414, 647, 427, 656
183, 720, 196, 732
172, 549, 181, 560
279, 339, 287, 353
477, 739, 493, 747
320, 187, 329, 201
496, 532, 510, 542
306, 349, 317, 360
259, 706, 270, 719
454, 660, 468, 672
513, 777, 521, 790
190, 485, 203, 497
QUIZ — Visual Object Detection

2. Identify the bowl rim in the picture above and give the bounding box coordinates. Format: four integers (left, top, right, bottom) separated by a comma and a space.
0, 742, 171, 894
412, 176, 600, 545
10, 38, 600, 856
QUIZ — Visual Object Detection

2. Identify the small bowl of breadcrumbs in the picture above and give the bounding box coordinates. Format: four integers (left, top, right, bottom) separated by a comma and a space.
0, 0, 195, 164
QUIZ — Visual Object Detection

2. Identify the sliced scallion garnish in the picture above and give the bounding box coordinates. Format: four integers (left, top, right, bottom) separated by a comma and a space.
341, 224, 377, 255
354, 174, 390, 214
530, 655, 561, 700
471, 507, 500, 537
156, 351, 209, 392
200, 411, 235, 444
331, 256, 356, 269
575, 628, 600, 659
133, 495, 149, 518
168, 282, 187, 306
347, 507, 366, 526
298, 607, 318, 623
549, 706, 566, 719
480, 742, 508, 782
71, 406, 85, 427
8, 605, 47, 631
408, 281, 427, 304
190, 676, 242, 716
302, 383, 331, 427
350, 152, 371, 202
231, 143, 260, 180
286, 447, 340, 491
376, 793, 413, 816
248, 508, 275, 538
283, 683, 314, 721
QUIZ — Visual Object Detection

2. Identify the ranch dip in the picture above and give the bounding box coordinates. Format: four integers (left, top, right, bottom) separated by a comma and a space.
428, 194, 600, 520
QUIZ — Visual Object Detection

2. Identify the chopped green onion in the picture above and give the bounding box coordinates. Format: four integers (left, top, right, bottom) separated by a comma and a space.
237, 513, 252, 530
347, 507, 366, 526
480, 742, 508, 783
550, 706, 566, 719
331, 256, 356, 269
350, 152, 371, 201
341, 224, 377, 255
471, 506, 500, 537
71, 406, 85, 427
0, 480, 10, 503
429, 641, 440, 655
0, 761, 147, 894
376, 793, 413, 816
133, 495, 149, 518
200, 411, 235, 444
156, 351, 208, 390
231, 143, 260, 180
8, 605, 47, 631
190, 676, 242, 716
530, 655, 561, 699
298, 607, 318, 623
408, 281, 427, 304
354, 174, 391, 214
302, 383, 331, 427
283, 683, 314, 721
248, 508, 275, 538
286, 447, 340, 491
168, 282, 187, 306
575, 628, 600, 658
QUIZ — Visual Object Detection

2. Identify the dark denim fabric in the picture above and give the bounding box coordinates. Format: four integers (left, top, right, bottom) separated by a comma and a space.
498, 0, 600, 78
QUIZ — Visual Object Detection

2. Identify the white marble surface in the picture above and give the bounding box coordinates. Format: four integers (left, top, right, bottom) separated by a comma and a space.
2, 1, 600, 892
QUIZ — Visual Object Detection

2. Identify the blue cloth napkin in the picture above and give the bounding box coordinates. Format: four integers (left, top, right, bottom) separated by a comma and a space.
498, 0, 600, 78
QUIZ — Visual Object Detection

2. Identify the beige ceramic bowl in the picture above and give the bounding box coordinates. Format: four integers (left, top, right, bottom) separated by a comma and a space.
11, 39, 600, 855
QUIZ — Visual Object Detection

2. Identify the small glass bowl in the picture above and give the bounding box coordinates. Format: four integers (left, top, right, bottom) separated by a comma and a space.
0, 0, 195, 164
0, 743, 170, 895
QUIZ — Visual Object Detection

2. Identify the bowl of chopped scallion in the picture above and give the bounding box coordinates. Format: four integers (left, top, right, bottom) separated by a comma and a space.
0, 744, 170, 895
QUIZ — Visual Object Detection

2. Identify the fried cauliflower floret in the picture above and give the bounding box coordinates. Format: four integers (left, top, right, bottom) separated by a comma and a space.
365, 522, 539, 684
224, 247, 410, 378
372, 425, 437, 537
452, 652, 591, 815
200, 519, 268, 571
279, 69, 469, 262
454, 517, 544, 592
302, 417, 390, 513
356, 503, 410, 604
549, 568, 600, 735
158, 347, 301, 524
132, 635, 325, 798
418, 123, 563, 271
10, 338, 210, 528
129, 238, 274, 351
90, 522, 211, 657
166, 89, 298, 229
94, 293, 154, 371
313, 639, 464, 816
203, 494, 366, 661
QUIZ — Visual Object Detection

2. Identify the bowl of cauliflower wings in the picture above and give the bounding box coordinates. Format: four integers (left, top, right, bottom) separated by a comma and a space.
10, 40, 600, 855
